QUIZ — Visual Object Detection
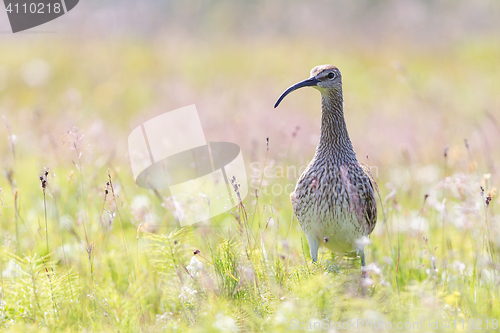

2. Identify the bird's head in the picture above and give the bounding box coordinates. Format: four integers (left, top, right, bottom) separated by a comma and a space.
274, 65, 342, 108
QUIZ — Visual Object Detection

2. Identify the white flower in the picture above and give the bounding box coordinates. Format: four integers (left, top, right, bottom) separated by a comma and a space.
362, 277, 374, 287
453, 261, 466, 273
355, 236, 371, 250
179, 286, 198, 303
363, 263, 382, 275
212, 312, 238, 332
274, 301, 295, 324
186, 256, 203, 278
156, 311, 173, 327
1, 259, 21, 278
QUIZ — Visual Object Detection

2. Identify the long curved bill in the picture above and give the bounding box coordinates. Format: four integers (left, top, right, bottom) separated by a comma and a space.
274, 77, 320, 108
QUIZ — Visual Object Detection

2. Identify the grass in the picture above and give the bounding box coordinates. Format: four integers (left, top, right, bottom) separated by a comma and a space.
0, 37, 499, 332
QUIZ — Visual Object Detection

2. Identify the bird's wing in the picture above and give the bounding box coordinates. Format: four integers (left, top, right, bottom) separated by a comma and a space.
359, 163, 378, 234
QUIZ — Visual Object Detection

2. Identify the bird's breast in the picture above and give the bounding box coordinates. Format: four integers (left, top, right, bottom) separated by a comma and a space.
291, 160, 375, 252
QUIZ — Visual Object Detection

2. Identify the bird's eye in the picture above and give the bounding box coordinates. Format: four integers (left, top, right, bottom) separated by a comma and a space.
327, 72, 335, 79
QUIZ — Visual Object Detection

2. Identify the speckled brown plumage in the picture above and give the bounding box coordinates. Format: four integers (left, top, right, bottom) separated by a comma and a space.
275, 65, 377, 263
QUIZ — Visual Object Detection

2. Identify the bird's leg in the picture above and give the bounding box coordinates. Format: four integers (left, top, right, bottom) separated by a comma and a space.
361, 249, 367, 296
306, 234, 320, 263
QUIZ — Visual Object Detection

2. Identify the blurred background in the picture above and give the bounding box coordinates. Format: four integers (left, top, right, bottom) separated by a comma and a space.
1, 1, 500, 330
0, 0, 499, 236
0, 0, 499, 228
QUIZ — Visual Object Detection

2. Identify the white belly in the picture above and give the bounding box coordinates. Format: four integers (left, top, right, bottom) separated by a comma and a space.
290, 162, 373, 254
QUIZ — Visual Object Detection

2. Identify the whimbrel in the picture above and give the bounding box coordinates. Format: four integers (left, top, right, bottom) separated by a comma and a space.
274, 65, 377, 269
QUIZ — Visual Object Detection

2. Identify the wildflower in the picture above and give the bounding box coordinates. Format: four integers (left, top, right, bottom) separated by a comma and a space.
354, 236, 371, 250
186, 255, 203, 278
481, 173, 491, 189
212, 312, 238, 332
1, 260, 21, 278
156, 312, 173, 326
361, 277, 374, 287
274, 301, 294, 324
179, 286, 198, 303
453, 261, 466, 273
363, 263, 382, 275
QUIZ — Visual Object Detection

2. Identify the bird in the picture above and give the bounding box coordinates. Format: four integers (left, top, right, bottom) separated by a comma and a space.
274, 65, 377, 270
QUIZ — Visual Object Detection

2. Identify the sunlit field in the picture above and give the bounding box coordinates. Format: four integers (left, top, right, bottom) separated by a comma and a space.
1, 3, 500, 331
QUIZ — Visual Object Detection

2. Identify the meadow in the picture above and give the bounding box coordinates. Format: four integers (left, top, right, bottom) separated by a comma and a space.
0, 34, 500, 332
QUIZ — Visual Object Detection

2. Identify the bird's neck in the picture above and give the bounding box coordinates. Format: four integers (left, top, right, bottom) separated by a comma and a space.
315, 89, 357, 163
